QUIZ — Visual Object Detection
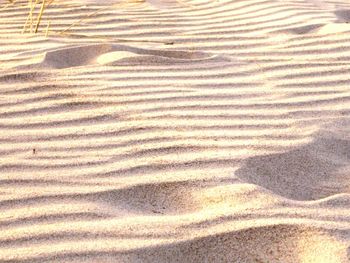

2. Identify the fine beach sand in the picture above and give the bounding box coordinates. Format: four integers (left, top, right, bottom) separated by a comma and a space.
1, 0, 350, 262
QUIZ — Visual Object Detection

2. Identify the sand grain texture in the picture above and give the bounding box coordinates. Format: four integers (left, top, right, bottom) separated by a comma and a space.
0, 0, 350, 262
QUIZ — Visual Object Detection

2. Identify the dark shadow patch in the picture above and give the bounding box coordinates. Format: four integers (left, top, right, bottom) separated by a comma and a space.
235, 121, 350, 201
0, 71, 41, 83
287, 24, 324, 34
335, 9, 350, 23
270, 24, 324, 35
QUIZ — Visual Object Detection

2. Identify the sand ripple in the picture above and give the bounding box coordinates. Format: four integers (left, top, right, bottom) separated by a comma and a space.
0, 0, 350, 262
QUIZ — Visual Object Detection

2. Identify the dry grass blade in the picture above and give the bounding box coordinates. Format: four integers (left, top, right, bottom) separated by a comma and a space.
45, 20, 50, 37
22, 0, 39, 34
22, 0, 54, 34
35, 0, 46, 33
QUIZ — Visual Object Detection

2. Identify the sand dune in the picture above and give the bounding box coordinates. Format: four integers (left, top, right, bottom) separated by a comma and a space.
0, 0, 350, 262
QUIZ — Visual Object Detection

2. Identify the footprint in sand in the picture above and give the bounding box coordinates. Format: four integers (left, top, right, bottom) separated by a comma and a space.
41, 43, 231, 69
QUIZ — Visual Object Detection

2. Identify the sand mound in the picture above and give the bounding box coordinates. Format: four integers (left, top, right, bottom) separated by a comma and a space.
236, 121, 350, 200
3, 225, 346, 263
41, 43, 228, 69
88, 181, 201, 214
42, 44, 114, 69
126, 225, 347, 263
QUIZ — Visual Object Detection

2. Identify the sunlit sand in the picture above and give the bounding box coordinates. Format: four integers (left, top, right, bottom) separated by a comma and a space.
0, 0, 350, 262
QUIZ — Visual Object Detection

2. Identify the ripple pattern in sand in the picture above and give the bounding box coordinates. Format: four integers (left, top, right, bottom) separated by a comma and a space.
1, 0, 350, 262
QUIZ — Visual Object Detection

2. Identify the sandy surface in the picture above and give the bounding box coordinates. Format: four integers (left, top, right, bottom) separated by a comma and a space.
1, 0, 350, 262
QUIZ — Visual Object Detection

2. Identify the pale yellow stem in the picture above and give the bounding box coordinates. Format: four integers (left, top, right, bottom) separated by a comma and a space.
23, 0, 39, 34
45, 20, 50, 37
35, 0, 46, 33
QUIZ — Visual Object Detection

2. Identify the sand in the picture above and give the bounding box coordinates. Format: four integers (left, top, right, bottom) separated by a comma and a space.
0, 0, 350, 262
